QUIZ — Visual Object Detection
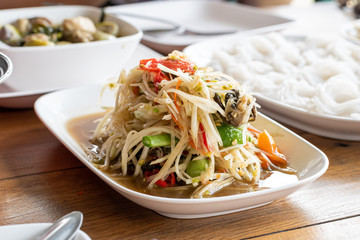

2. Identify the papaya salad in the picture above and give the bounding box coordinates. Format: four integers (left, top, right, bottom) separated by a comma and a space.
88, 51, 296, 199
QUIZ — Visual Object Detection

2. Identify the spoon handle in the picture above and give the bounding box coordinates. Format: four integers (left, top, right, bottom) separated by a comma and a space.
110, 12, 181, 29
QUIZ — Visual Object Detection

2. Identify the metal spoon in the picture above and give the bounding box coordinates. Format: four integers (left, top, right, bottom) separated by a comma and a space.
144, 25, 236, 36
37, 211, 83, 240
0, 52, 12, 84
112, 12, 237, 36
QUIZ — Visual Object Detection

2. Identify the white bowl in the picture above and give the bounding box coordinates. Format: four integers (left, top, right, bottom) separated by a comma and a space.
0, 5, 142, 93
34, 84, 329, 219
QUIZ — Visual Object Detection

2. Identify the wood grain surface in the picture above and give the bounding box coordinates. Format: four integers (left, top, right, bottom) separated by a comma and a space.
1, 107, 359, 240
1, 1, 359, 239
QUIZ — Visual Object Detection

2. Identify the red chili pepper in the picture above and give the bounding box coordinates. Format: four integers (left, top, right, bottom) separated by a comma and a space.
154, 178, 168, 187
199, 123, 210, 153
155, 173, 176, 187
166, 172, 176, 187
144, 170, 154, 179
144, 169, 176, 188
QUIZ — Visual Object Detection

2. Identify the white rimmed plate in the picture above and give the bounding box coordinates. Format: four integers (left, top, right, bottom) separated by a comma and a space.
183, 34, 360, 141
256, 95, 360, 141
34, 84, 328, 219
0, 223, 90, 240
105, 1, 293, 54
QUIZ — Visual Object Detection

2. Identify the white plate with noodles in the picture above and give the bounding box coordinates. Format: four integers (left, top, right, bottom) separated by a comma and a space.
184, 32, 360, 141
35, 52, 328, 219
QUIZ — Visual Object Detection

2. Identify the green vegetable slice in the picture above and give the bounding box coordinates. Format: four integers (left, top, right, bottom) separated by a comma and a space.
186, 158, 209, 177
217, 123, 244, 147
142, 134, 178, 148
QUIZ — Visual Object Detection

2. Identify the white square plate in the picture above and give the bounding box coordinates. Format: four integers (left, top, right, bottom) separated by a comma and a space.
34, 84, 328, 219
105, 1, 293, 54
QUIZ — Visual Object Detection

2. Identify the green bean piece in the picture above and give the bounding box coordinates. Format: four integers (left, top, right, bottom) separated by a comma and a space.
186, 159, 209, 178
142, 134, 178, 148
217, 123, 244, 147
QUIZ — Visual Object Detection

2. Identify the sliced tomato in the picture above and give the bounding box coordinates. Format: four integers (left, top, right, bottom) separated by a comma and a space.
139, 58, 196, 91
139, 58, 196, 74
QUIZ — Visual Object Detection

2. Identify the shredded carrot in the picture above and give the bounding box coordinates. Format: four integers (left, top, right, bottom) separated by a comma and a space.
257, 130, 287, 167
248, 125, 262, 135
188, 139, 208, 155
174, 79, 182, 112
175, 79, 182, 89
171, 114, 183, 130
255, 152, 271, 170
188, 139, 197, 150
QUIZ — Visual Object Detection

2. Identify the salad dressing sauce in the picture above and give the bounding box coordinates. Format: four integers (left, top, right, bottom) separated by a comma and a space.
67, 112, 299, 199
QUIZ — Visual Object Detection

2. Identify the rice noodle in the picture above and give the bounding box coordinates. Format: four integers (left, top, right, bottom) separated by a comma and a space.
207, 32, 360, 119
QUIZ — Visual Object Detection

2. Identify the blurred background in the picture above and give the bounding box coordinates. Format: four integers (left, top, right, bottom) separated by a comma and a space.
0, 0, 329, 10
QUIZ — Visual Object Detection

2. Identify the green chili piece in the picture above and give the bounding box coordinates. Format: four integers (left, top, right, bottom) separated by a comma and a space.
142, 134, 178, 148
185, 158, 209, 178
217, 123, 244, 147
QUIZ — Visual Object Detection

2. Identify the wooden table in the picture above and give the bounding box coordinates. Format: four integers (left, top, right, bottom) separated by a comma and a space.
1, 2, 360, 240
1, 106, 360, 239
